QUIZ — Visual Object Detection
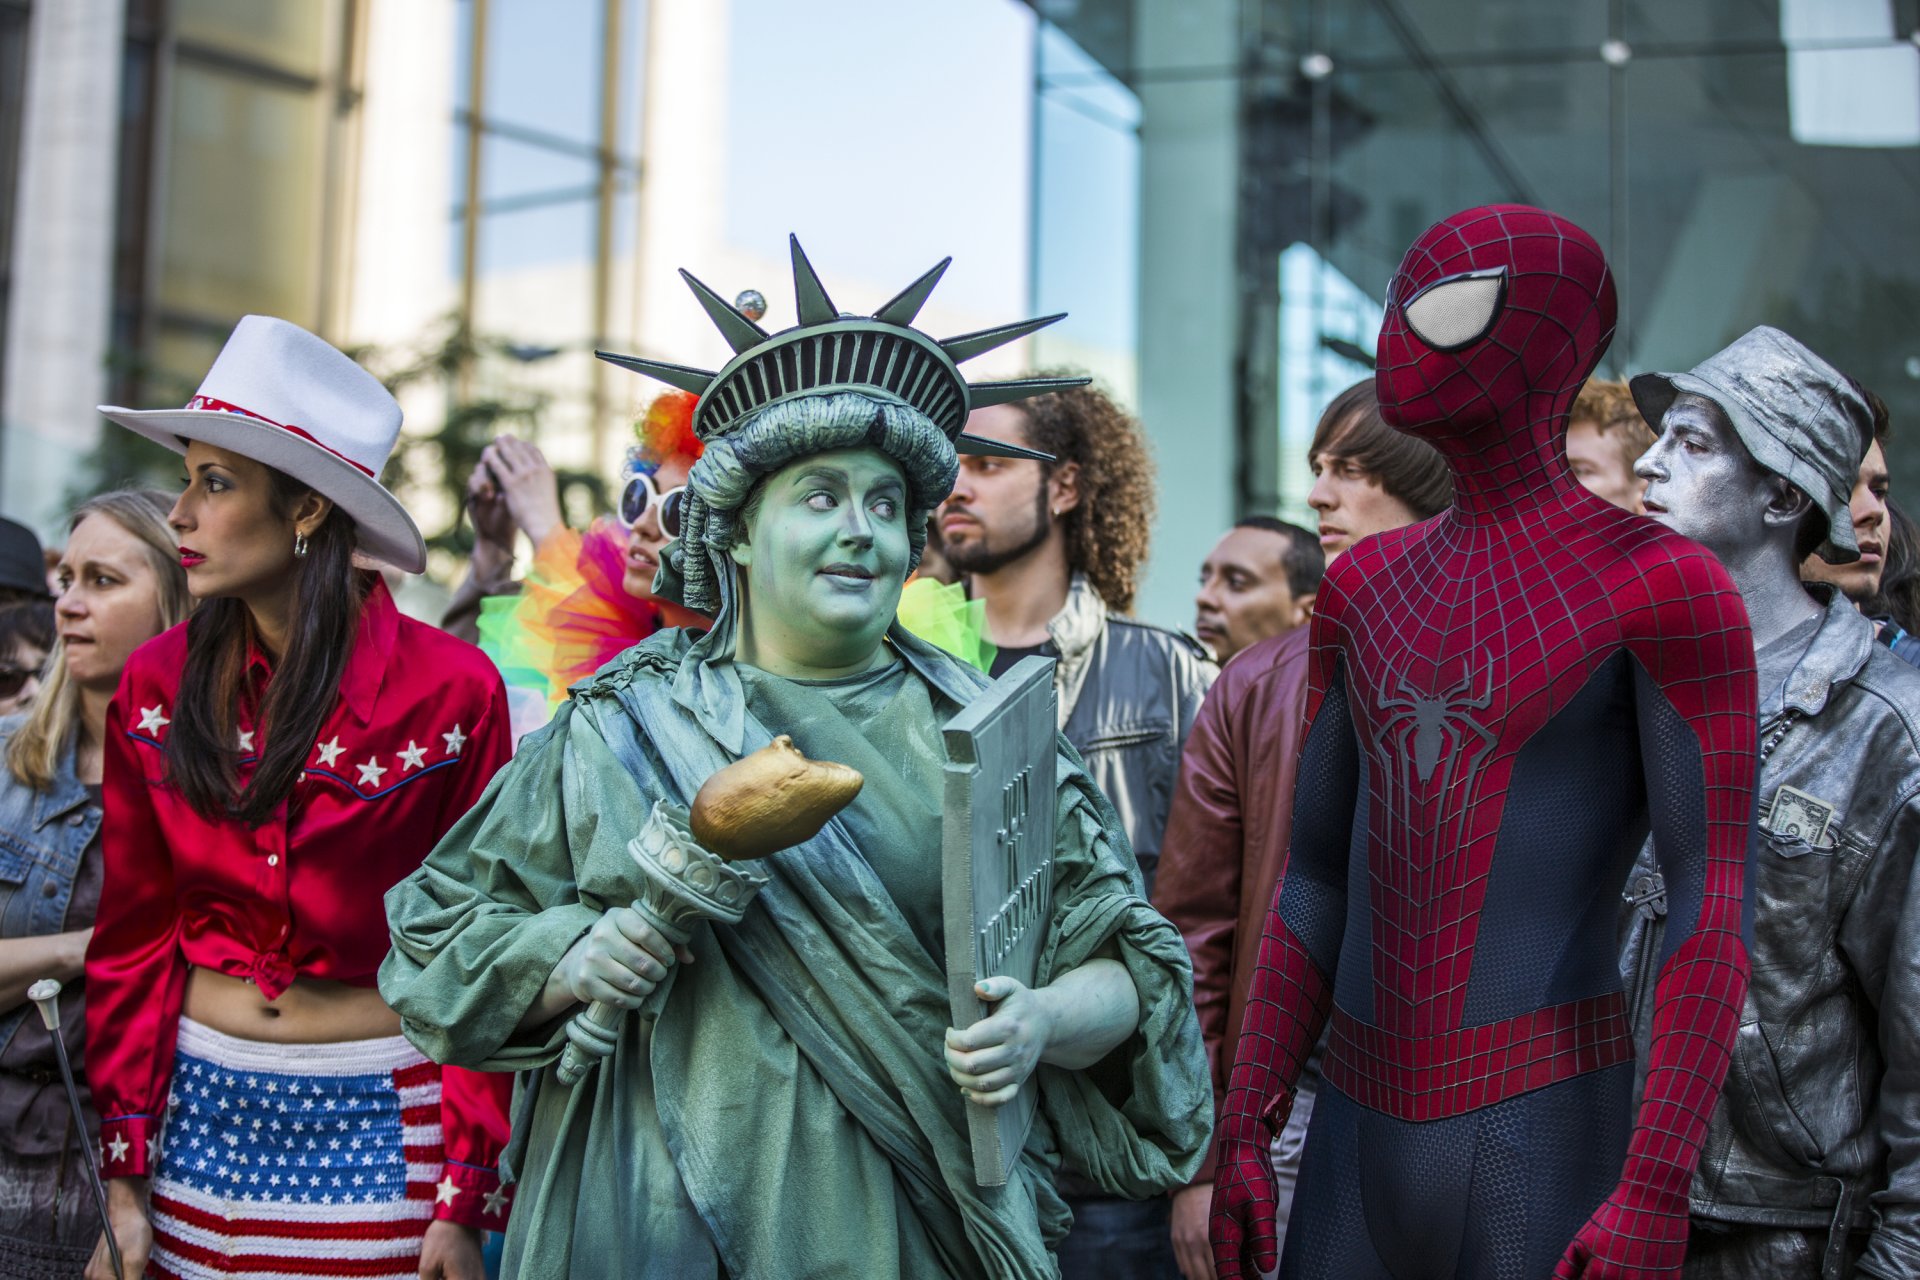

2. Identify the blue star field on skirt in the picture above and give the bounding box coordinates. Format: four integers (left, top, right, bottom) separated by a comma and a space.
159, 1049, 411, 1206
146, 1018, 444, 1280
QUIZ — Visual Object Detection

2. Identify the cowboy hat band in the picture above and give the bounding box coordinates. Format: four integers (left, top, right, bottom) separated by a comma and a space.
184, 396, 377, 477
98, 315, 426, 573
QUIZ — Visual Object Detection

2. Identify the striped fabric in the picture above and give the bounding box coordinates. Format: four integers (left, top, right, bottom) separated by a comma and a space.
147, 1019, 442, 1280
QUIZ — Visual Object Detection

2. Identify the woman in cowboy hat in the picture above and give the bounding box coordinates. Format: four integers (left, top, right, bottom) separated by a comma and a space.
381, 243, 1210, 1278
82, 317, 516, 1280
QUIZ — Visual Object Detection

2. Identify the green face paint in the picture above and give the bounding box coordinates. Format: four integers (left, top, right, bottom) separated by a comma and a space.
731, 446, 912, 678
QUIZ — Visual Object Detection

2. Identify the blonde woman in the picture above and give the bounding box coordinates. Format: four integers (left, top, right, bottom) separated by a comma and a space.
0, 490, 190, 1277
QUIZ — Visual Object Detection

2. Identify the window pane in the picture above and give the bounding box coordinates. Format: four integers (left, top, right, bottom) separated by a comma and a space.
1034, 22, 1140, 400
157, 62, 325, 324
1624, 46, 1920, 461
174, 0, 334, 78
483, 0, 601, 143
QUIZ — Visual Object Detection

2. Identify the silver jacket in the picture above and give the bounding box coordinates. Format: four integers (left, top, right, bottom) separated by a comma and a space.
1621, 590, 1920, 1280
1046, 573, 1214, 897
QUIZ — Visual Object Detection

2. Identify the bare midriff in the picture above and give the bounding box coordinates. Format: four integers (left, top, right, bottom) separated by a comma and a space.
183, 967, 401, 1044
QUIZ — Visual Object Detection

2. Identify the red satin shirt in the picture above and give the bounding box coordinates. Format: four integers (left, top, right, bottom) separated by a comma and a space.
85, 581, 517, 1230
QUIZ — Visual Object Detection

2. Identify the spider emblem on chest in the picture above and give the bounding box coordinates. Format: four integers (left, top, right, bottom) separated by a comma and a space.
1371, 663, 1497, 787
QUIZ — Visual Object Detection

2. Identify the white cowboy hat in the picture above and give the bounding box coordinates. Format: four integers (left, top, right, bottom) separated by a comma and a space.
98, 315, 426, 573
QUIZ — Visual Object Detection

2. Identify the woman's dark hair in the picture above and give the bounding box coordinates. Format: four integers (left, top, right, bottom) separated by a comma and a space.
1310, 380, 1453, 519
0, 599, 54, 660
168, 467, 368, 825
1866, 498, 1920, 637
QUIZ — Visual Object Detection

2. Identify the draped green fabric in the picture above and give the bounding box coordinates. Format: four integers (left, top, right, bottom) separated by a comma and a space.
381, 625, 1210, 1279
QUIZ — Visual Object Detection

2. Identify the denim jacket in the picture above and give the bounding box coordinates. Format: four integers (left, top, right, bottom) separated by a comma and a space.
0, 714, 101, 1102
1622, 592, 1920, 1280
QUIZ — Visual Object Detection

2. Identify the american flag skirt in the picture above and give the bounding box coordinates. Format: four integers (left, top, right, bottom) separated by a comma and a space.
148, 1017, 443, 1280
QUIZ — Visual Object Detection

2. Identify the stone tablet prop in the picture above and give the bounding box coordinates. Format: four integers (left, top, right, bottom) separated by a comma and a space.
942, 655, 1058, 1187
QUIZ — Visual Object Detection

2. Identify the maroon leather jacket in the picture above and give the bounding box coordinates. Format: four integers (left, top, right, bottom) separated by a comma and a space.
1151, 625, 1310, 1181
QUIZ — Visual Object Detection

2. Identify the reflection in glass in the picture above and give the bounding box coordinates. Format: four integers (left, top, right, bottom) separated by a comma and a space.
158, 63, 324, 325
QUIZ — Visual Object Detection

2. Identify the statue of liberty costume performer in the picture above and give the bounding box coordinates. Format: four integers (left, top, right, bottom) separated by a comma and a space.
380, 239, 1210, 1279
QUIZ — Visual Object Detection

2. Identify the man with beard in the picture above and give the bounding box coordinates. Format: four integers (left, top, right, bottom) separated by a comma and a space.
940, 380, 1214, 1280
1624, 327, 1920, 1279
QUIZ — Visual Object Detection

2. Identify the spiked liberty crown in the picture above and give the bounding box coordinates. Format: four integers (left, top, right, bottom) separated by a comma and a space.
596, 235, 1087, 461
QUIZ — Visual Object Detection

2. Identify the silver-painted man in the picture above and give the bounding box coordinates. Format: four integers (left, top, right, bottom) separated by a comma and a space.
1624, 325, 1920, 1280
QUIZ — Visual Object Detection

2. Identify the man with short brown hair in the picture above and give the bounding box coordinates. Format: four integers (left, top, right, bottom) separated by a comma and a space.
1154, 379, 1450, 1279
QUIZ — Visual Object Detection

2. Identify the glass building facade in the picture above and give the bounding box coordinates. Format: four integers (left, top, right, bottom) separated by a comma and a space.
1029, 0, 1920, 624
2, 0, 1914, 629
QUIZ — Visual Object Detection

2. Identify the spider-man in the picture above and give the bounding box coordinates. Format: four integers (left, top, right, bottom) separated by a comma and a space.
1211, 205, 1756, 1279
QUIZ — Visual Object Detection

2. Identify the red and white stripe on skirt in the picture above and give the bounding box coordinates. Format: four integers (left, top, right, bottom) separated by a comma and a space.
146, 1018, 445, 1280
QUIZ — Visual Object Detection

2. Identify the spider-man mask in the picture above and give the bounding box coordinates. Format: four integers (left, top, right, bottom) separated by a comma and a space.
1375, 205, 1617, 459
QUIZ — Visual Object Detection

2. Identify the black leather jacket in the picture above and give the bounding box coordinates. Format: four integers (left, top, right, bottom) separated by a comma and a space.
1047, 574, 1214, 897
1622, 591, 1920, 1279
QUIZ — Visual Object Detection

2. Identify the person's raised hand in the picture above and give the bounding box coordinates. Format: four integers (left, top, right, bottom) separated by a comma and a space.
551, 906, 693, 1010
465, 447, 516, 555
943, 976, 1055, 1107
485, 435, 564, 548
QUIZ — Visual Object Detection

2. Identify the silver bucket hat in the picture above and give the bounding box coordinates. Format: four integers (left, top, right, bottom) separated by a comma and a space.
1630, 325, 1873, 564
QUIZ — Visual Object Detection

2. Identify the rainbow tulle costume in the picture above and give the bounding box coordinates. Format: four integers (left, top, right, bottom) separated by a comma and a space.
478, 518, 694, 713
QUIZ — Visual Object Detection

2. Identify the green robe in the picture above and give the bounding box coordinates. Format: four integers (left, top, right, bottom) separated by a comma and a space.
380, 624, 1209, 1279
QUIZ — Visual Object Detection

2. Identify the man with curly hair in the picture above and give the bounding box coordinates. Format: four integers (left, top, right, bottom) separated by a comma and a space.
940, 379, 1214, 1280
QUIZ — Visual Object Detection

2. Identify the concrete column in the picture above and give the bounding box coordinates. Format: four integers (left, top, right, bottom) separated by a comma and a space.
0, 0, 126, 534
343, 0, 458, 353
1130, 0, 1238, 632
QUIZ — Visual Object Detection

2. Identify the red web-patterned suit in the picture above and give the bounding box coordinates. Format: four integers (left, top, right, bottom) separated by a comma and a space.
1211, 207, 1756, 1279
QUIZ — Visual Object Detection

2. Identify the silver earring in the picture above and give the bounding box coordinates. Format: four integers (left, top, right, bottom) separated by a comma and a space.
293, 532, 309, 559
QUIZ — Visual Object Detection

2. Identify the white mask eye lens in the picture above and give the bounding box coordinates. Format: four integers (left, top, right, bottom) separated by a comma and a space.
1403, 271, 1506, 351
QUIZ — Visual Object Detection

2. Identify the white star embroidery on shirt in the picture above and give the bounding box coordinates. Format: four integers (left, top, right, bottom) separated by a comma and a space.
315, 737, 345, 768
396, 741, 428, 772
147, 1135, 161, 1163
238, 729, 255, 752
436, 1176, 462, 1206
483, 1186, 510, 1217
137, 705, 169, 735
356, 758, 388, 788
442, 724, 467, 756
107, 1134, 130, 1162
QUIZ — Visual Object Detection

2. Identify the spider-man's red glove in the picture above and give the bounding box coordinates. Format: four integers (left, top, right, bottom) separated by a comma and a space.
1209, 1087, 1287, 1278
1552, 1175, 1690, 1279
1208, 918, 1333, 1279
1554, 928, 1746, 1280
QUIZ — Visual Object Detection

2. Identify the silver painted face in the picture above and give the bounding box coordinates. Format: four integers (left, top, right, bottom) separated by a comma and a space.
1633, 392, 1776, 559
